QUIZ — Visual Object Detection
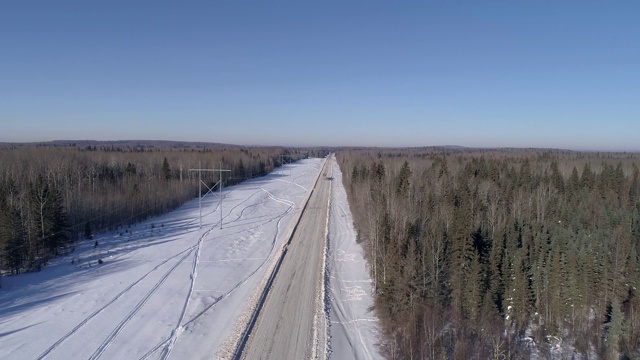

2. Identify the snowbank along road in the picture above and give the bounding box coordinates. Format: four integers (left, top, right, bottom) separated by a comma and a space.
240, 156, 333, 360
325, 155, 383, 359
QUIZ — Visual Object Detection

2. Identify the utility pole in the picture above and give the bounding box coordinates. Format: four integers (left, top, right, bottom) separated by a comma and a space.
279, 153, 292, 179
189, 162, 231, 229
218, 161, 228, 228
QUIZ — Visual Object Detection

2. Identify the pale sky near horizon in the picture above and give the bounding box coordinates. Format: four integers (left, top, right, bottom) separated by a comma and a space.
1, 1, 639, 150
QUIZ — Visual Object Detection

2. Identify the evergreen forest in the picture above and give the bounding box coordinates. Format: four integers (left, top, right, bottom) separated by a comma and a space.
0, 142, 316, 274
338, 149, 640, 359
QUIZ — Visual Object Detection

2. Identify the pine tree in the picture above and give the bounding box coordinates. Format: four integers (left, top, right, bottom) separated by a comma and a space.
1, 205, 25, 274
567, 167, 580, 198
0, 185, 25, 273
396, 161, 411, 197
550, 160, 565, 195
605, 300, 624, 359
46, 181, 68, 255
580, 163, 595, 191
237, 159, 246, 180
629, 164, 639, 209
463, 252, 484, 322
28, 176, 68, 258
162, 157, 171, 180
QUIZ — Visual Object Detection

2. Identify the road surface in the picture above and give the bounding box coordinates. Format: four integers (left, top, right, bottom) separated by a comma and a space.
241, 156, 332, 359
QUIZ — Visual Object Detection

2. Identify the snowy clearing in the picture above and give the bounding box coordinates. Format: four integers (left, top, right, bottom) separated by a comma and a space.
0, 158, 323, 360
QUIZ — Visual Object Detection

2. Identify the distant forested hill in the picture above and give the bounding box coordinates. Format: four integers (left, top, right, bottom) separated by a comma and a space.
338, 148, 640, 359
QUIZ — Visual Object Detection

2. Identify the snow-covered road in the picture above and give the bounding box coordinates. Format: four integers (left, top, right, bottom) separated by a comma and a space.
0, 159, 323, 360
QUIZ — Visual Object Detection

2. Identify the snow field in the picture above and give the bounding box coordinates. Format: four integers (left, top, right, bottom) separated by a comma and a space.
0, 159, 323, 360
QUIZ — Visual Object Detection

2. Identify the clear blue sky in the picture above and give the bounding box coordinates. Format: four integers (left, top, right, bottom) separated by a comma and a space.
1, 1, 639, 150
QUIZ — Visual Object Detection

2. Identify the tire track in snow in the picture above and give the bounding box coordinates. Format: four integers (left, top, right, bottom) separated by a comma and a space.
211, 192, 294, 233
88, 249, 195, 360
39, 185, 239, 360
38, 169, 313, 360
259, 186, 295, 208
159, 224, 215, 359
185, 204, 291, 326
139, 188, 297, 360
222, 189, 264, 224
275, 178, 308, 192
35, 246, 195, 360
83, 187, 244, 268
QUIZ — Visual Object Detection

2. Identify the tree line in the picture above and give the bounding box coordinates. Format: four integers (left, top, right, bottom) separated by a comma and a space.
338, 149, 640, 359
0, 143, 317, 274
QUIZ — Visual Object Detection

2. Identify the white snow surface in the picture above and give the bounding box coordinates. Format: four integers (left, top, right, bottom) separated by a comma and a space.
0, 158, 324, 360
326, 156, 383, 360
